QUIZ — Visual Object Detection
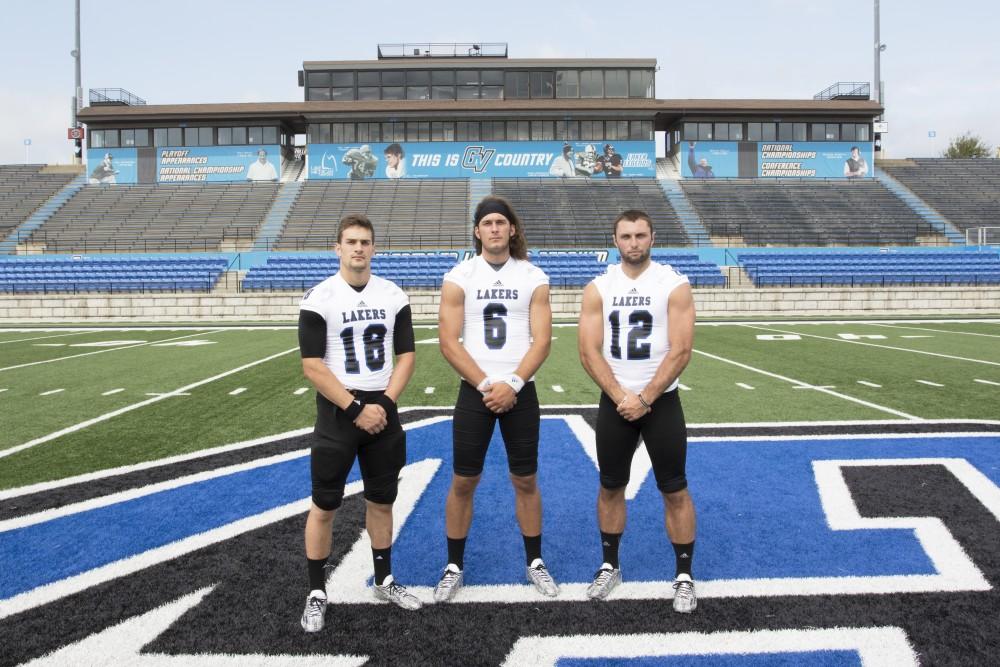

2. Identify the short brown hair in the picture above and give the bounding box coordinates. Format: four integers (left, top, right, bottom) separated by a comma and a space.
613, 209, 654, 236
337, 213, 375, 244
472, 195, 528, 260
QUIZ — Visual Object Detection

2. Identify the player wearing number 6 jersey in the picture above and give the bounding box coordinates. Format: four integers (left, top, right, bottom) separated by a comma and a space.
578, 210, 699, 612
296, 214, 421, 633
434, 195, 559, 601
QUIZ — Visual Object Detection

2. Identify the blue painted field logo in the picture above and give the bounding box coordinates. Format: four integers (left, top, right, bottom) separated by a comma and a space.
461, 146, 496, 174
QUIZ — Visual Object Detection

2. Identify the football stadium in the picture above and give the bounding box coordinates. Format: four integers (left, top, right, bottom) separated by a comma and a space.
2, 12, 1000, 667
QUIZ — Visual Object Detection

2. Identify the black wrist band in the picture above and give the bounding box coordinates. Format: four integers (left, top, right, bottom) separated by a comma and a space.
343, 399, 363, 420
374, 393, 396, 413
637, 393, 651, 409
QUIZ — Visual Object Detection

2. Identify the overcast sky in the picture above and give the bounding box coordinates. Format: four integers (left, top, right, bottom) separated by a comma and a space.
2, 0, 997, 165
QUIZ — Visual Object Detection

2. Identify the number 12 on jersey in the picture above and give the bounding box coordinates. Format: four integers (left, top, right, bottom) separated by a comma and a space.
608, 309, 652, 360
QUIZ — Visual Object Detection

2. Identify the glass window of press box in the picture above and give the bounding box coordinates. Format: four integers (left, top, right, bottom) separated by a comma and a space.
92, 125, 282, 148
684, 122, 870, 143
304, 67, 655, 100
307, 119, 653, 143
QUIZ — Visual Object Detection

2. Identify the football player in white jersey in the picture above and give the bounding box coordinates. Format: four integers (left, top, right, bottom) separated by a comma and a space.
433, 195, 559, 601
578, 210, 699, 612
297, 214, 421, 632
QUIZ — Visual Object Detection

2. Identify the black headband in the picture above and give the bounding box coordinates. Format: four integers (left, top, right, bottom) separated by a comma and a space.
475, 200, 514, 225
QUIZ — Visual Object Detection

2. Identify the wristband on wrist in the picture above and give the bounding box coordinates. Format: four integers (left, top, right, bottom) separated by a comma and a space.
374, 393, 396, 413
637, 393, 651, 409
502, 374, 525, 394
617, 392, 628, 407
343, 399, 363, 420
476, 377, 492, 393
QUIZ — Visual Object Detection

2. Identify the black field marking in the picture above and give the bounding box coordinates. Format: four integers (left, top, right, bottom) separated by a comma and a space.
4, 464, 998, 665
4, 412, 999, 521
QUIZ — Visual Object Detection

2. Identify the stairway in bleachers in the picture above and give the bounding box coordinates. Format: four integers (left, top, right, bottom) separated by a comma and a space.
254, 181, 303, 251
874, 168, 963, 244
657, 179, 710, 246
1, 174, 86, 254
0, 166, 81, 252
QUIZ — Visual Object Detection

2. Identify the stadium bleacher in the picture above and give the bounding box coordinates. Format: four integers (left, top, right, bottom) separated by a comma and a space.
0, 255, 230, 293
0, 165, 78, 241
680, 179, 938, 246
27, 182, 280, 253
242, 252, 461, 291
738, 249, 1000, 287
492, 178, 690, 247
879, 158, 1000, 235
276, 180, 469, 250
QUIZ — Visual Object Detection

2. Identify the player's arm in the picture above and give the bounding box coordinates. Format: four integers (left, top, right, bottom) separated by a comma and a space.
640, 283, 695, 400
578, 282, 627, 402
438, 281, 489, 386
382, 305, 416, 403
298, 310, 386, 434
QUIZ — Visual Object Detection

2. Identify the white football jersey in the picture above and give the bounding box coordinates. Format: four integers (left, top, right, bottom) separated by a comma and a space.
299, 272, 409, 391
443, 255, 549, 379
591, 262, 689, 393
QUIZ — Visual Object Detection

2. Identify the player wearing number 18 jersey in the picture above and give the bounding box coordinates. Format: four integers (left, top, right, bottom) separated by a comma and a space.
297, 214, 421, 633
578, 210, 699, 612
434, 195, 559, 601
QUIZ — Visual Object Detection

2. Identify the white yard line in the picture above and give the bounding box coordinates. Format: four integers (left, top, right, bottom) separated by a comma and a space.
867, 322, 1000, 339
678, 383, 691, 391
916, 380, 945, 387
693, 349, 922, 420
424, 386, 435, 394
973, 379, 1000, 387
0, 331, 96, 345
735, 383, 755, 390
551, 385, 565, 393
101, 388, 125, 396
38, 389, 65, 396
857, 381, 882, 388
228, 387, 247, 396
739, 324, 1000, 367
0, 330, 226, 373
0, 346, 300, 461
294, 387, 309, 395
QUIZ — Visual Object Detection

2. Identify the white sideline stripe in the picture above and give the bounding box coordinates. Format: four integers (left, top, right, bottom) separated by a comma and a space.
551, 385, 565, 393
857, 381, 882, 388
901, 335, 934, 339
228, 387, 247, 395
424, 386, 435, 394
33, 343, 65, 347
145, 392, 191, 397
501, 627, 918, 667
101, 388, 125, 396
294, 387, 309, 395
736, 382, 755, 390
0, 331, 95, 345
740, 323, 1000, 368
0, 450, 311, 532
20, 586, 369, 666
0, 415, 450, 502
0, 346, 300, 461
0, 330, 225, 373
38, 389, 64, 396
974, 379, 1000, 386
917, 380, 945, 387
793, 385, 835, 390
869, 322, 1000, 338
0, 388, 7, 393
693, 349, 922, 420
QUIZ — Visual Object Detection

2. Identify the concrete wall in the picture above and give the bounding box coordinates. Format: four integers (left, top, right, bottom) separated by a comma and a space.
0, 286, 997, 323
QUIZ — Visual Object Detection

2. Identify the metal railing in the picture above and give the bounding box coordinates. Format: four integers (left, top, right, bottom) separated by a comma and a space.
813, 82, 871, 101
377, 43, 508, 59
89, 88, 147, 106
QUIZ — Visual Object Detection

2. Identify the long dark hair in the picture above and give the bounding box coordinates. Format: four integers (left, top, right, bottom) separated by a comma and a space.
472, 195, 528, 260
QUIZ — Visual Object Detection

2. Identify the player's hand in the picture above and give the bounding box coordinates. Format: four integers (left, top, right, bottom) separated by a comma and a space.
617, 390, 650, 422
483, 382, 517, 414
354, 404, 387, 434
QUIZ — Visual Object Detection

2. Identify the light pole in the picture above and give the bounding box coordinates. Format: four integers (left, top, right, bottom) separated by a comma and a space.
71, 0, 83, 164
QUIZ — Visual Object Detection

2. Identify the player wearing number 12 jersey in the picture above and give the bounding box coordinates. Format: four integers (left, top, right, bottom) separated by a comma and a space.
297, 214, 421, 633
578, 210, 699, 612
434, 195, 559, 601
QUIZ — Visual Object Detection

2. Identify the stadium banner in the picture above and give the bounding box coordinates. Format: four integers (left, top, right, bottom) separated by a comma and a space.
682, 141, 874, 178
306, 141, 656, 179
155, 145, 282, 182
86, 147, 138, 184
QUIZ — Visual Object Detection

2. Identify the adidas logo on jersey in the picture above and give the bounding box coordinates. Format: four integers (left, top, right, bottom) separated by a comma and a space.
358, 300, 368, 307
493, 280, 504, 287
628, 288, 639, 295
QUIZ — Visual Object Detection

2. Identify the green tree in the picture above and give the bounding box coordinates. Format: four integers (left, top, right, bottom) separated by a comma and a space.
943, 133, 992, 158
